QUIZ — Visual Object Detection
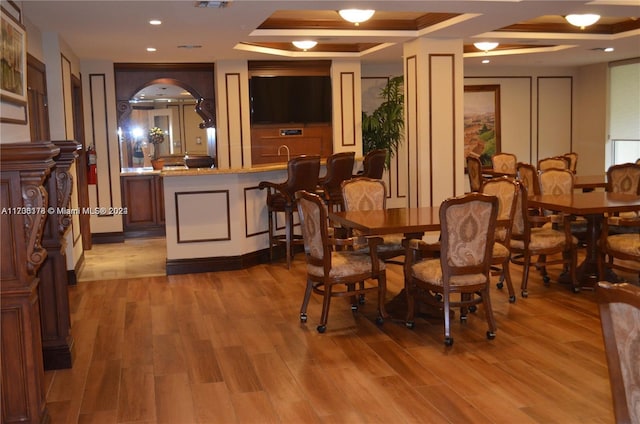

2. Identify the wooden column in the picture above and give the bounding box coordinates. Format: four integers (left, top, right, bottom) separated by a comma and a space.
1, 142, 59, 424
38, 140, 80, 370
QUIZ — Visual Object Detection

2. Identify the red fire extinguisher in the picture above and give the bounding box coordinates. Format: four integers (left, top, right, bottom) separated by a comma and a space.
87, 145, 97, 185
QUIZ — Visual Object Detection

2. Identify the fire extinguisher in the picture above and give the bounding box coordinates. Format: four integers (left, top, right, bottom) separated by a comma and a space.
87, 145, 97, 185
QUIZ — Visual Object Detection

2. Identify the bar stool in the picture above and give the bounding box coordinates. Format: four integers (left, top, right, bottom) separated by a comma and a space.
317, 151, 355, 212
259, 155, 321, 269
357, 149, 387, 179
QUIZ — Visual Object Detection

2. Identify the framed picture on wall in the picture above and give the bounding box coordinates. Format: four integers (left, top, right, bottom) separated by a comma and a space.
464, 85, 501, 167
1, 6, 27, 106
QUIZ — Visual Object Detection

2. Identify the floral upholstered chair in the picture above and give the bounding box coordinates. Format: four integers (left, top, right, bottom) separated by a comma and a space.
491, 152, 517, 175
538, 156, 570, 172
295, 190, 388, 333
607, 163, 640, 222
481, 176, 519, 303
599, 214, 640, 282
509, 181, 579, 297
596, 282, 640, 424
341, 177, 405, 262
404, 192, 499, 346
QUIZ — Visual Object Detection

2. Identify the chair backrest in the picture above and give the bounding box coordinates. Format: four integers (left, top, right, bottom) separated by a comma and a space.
320, 151, 355, 193
480, 176, 519, 243
466, 155, 483, 192
538, 168, 574, 195
606, 162, 640, 195
563, 152, 578, 173
516, 162, 540, 196
510, 181, 530, 241
439, 193, 498, 281
361, 149, 387, 179
295, 190, 331, 268
538, 156, 569, 172
341, 177, 387, 211
283, 155, 321, 196
595, 281, 640, 424
491, 153, 517, 175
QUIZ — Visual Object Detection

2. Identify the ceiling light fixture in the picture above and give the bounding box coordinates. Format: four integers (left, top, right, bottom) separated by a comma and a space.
292, 40, 317, 50
149, 19, 161, 25
565, 14, 600, 29
146, 47, 157, 52
473, 42, 499, 52
338, 9, 375, 26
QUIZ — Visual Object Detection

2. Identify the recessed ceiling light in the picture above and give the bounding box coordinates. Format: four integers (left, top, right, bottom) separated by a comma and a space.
149, 19, 161, 25
604, 47, 614, 52
146, 47, 157, 52
482, 59, 490, 64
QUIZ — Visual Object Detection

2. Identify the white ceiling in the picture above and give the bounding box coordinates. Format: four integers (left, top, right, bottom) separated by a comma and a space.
21, 0, 640, 68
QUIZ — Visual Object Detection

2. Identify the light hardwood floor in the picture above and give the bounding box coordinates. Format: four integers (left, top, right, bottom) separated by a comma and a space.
46, 242, 638, 423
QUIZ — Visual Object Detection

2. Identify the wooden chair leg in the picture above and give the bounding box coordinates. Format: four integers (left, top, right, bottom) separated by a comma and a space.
300, 279, 313, 323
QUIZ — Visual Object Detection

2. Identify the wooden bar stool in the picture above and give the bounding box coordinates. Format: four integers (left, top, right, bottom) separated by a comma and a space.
259, 155, 321, 269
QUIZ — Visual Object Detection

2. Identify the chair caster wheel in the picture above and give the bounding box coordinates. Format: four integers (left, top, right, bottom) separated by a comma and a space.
572, 287, 581, 293
509, 295, 516, 303
543, 275, 551, 285
351, 304, 358, 312
375, 316, 384, 326
358, 294, 366, 305
405, 321, 415, 329
521, 290, 528, 298
300, 313, 307, 323
460, 315, 467, 323
444, 337, 454, 346
316, 325, 326, 333
469, 305, 477, 313
496, 282, 504, 290
486, 331, 496, 340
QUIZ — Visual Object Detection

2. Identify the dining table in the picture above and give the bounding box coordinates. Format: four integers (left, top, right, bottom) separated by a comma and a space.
527, 191, 640, 287
573, 174, 607, 192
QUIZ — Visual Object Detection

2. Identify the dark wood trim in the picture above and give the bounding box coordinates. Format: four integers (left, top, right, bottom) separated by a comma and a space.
248, 60, 331, 76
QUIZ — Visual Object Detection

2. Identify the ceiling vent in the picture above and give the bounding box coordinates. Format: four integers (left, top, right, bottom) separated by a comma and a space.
196, 1, 231, 8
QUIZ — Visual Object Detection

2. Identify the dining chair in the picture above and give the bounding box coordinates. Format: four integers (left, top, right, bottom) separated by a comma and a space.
259, 155, 321, 269
404, 192, 499, 346
606, 162, 640, 222
358, 149, 387, 179
538, 168, 576, 227
491, 152, 517, 175
341, 177, 405, 263
295, 190, 388, 333
480, 176, 519, 302
509, 181, 579, 297
595, 281, 640, 424
538, 156, 570, 172
316, 151, 355, 212
598, 215, 640, 282
563, 152, 579, 173
466, 155, 484, 192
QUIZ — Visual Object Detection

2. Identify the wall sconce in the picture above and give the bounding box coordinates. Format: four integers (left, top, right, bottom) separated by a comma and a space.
565, 14, 600, 29
292, 40, 317, 50
473, 42, 499, 52
338, 9, 375, 26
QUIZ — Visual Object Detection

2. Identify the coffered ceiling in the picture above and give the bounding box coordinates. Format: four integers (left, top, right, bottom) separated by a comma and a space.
21, 1, 640, 67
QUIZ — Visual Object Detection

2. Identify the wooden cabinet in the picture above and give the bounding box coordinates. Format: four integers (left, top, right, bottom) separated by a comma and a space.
250, 123, 333, 165
121, 175, 165, 237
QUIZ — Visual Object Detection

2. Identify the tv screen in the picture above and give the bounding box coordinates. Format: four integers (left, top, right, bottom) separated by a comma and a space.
249, 76, 332, 124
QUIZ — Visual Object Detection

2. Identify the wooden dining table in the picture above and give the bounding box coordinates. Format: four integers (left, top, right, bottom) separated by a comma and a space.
329, 206, 441, 239
574, 174, 607, 192
527, 191, 640, 286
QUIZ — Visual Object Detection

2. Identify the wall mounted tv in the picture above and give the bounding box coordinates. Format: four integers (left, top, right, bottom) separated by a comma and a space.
249, 75, 332, 125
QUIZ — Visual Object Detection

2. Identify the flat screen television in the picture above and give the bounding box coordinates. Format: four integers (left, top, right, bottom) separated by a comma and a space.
249, 75, 332, 124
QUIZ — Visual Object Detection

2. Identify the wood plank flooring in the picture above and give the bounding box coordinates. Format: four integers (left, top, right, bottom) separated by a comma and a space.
45, 246, 638, 423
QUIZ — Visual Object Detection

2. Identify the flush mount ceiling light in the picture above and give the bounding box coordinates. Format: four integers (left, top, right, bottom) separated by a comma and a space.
565, 14, 601, 29
473, 42, 499, 52
292, 40, 317, 50
338, 9, 375, 25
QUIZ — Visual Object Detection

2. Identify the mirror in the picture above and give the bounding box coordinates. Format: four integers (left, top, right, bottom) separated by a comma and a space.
119, 83, 213, 168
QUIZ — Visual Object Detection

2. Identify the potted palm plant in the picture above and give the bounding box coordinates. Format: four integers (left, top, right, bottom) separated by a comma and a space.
361, 76, 404, 169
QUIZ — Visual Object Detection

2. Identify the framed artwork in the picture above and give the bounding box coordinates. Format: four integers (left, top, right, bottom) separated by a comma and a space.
1, 6, 27, 106
464, 85, 501, 167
